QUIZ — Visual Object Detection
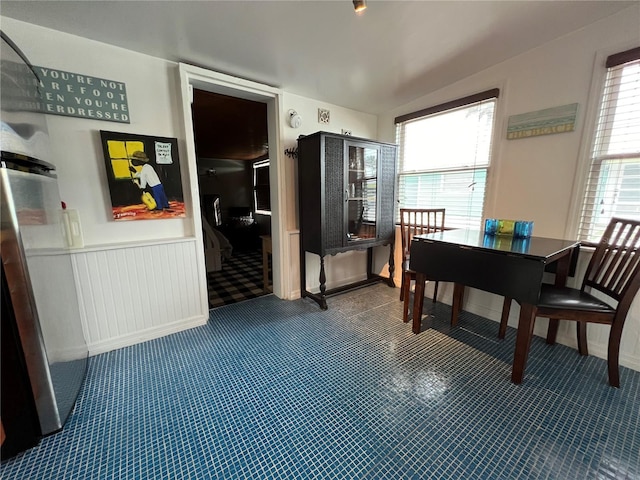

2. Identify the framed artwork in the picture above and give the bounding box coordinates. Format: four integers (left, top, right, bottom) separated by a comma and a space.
100, 130, 186, 220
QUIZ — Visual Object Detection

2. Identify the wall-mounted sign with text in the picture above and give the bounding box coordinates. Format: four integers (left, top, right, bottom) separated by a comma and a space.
34, 66, 130, 123
506, 103, 578, 140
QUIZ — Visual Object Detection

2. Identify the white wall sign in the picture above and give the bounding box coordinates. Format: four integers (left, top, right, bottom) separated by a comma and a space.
155, 142, 174, 164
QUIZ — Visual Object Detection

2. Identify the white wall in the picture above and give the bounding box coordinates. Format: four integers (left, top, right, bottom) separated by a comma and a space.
0, 17, 383, 353
4, 7, 639, 370
1, 17, 194, 246
1, 17, 211, 355
279, 93, 381, 297
379, 6, 640, 370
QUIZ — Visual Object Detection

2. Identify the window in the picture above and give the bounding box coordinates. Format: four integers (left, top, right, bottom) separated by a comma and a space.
253, 159, 271, 215
395, 89, 499, 228
578, 47, 640, 242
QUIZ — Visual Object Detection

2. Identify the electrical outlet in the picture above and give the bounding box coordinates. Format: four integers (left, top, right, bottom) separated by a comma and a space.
341, 129, 352, 136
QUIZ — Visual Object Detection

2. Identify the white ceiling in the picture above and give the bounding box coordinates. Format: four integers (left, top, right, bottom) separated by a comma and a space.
0, 1, 635, 114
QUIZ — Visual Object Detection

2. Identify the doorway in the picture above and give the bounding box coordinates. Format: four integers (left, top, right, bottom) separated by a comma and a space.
178, 63, 287, 316
192, 90, 272, 308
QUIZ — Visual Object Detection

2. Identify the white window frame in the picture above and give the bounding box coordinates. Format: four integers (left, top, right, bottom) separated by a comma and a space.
569, 46, 640, 243
253, 159, 271, 215
394, 89, 500, 229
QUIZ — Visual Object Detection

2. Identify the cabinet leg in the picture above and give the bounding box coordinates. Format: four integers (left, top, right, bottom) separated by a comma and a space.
387, 242, 396, 287
318, 256, 328, 310
300, 245, 306, 298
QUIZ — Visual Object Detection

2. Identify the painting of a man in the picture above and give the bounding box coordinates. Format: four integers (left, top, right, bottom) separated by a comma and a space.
100, 130, 186, 220
129, 150, 170, 210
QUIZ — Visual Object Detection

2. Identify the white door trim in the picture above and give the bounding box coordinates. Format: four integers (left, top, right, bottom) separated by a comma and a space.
177, 63, 288, 311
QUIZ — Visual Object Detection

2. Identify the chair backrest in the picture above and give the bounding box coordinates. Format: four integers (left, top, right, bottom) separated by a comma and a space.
582, 218, 640, 308
399, 208, 446, 263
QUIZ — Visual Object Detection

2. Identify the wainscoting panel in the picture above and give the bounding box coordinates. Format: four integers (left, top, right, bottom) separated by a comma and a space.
71, 239, 208, 355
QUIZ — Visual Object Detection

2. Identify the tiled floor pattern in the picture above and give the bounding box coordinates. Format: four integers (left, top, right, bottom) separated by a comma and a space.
1, 284, 638, 479
207, 249, 270, 308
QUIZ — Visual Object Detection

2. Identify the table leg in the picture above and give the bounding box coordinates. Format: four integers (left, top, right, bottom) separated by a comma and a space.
499, 297, 512, 339
511, 303, 536, 384
451, 283, 464, 327
412, 272, 427, 334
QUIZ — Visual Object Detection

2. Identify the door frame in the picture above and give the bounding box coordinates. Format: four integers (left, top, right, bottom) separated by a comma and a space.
177, 63, 287, 312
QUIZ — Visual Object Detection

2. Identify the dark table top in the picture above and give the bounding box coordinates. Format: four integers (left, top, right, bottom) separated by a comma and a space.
413, 229, 580, 261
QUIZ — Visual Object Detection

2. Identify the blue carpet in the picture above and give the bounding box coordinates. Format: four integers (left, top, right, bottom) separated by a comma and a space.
1, 284, 638, 479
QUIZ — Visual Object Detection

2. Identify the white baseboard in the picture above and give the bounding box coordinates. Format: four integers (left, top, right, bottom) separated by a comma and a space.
87, 315, 208, 357
553, 330, 640, 371
305, 273, 368, 295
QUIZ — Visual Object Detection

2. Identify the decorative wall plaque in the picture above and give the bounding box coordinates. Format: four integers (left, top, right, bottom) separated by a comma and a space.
35, 66, 130, 123
507, 103, 578, 140
318, 108, 330, 124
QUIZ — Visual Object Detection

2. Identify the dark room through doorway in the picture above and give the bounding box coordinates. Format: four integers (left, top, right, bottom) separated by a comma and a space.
191, 89, 272, 309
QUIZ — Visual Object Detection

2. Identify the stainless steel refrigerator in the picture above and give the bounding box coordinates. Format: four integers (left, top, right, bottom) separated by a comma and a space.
1, 31, 88, 458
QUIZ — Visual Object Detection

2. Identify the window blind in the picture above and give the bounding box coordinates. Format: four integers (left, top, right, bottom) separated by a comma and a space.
578, 47, 640, 242
395, 90, 498, 229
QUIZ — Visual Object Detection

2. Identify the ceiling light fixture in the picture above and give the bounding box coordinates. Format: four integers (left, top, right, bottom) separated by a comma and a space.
353, 0, 366, 15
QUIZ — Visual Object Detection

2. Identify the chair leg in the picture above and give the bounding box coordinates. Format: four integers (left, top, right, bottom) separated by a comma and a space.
402, 272, 412, 323
432, 280, 439, 303
547, 319, 560, 345
499, 297, 511, 339
576, 322, 588, 356
607, 323, 623, 388
399, 271, 406, 301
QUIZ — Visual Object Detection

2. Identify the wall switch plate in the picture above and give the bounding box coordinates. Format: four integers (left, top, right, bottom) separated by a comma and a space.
318, 108, 330, 124
341, 129, 352, 136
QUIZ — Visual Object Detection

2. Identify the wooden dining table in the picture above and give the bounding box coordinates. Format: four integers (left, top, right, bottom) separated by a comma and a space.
409, 229, 580, 384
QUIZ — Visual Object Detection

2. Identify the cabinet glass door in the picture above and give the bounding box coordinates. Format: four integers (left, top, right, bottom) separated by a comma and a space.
346, 143, 377, 243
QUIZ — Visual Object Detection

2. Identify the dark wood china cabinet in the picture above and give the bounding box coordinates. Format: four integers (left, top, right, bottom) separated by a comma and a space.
297, 131, 397, 309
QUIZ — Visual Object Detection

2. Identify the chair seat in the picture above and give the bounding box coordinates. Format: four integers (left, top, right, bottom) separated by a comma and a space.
538, 284, 615, 313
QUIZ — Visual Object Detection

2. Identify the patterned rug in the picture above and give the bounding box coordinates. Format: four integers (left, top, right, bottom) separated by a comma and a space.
207, 249, 271, 308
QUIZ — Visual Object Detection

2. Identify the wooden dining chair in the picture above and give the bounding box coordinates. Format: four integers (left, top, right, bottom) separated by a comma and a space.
499, 217, 640, 387
399, 208, 446, 323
